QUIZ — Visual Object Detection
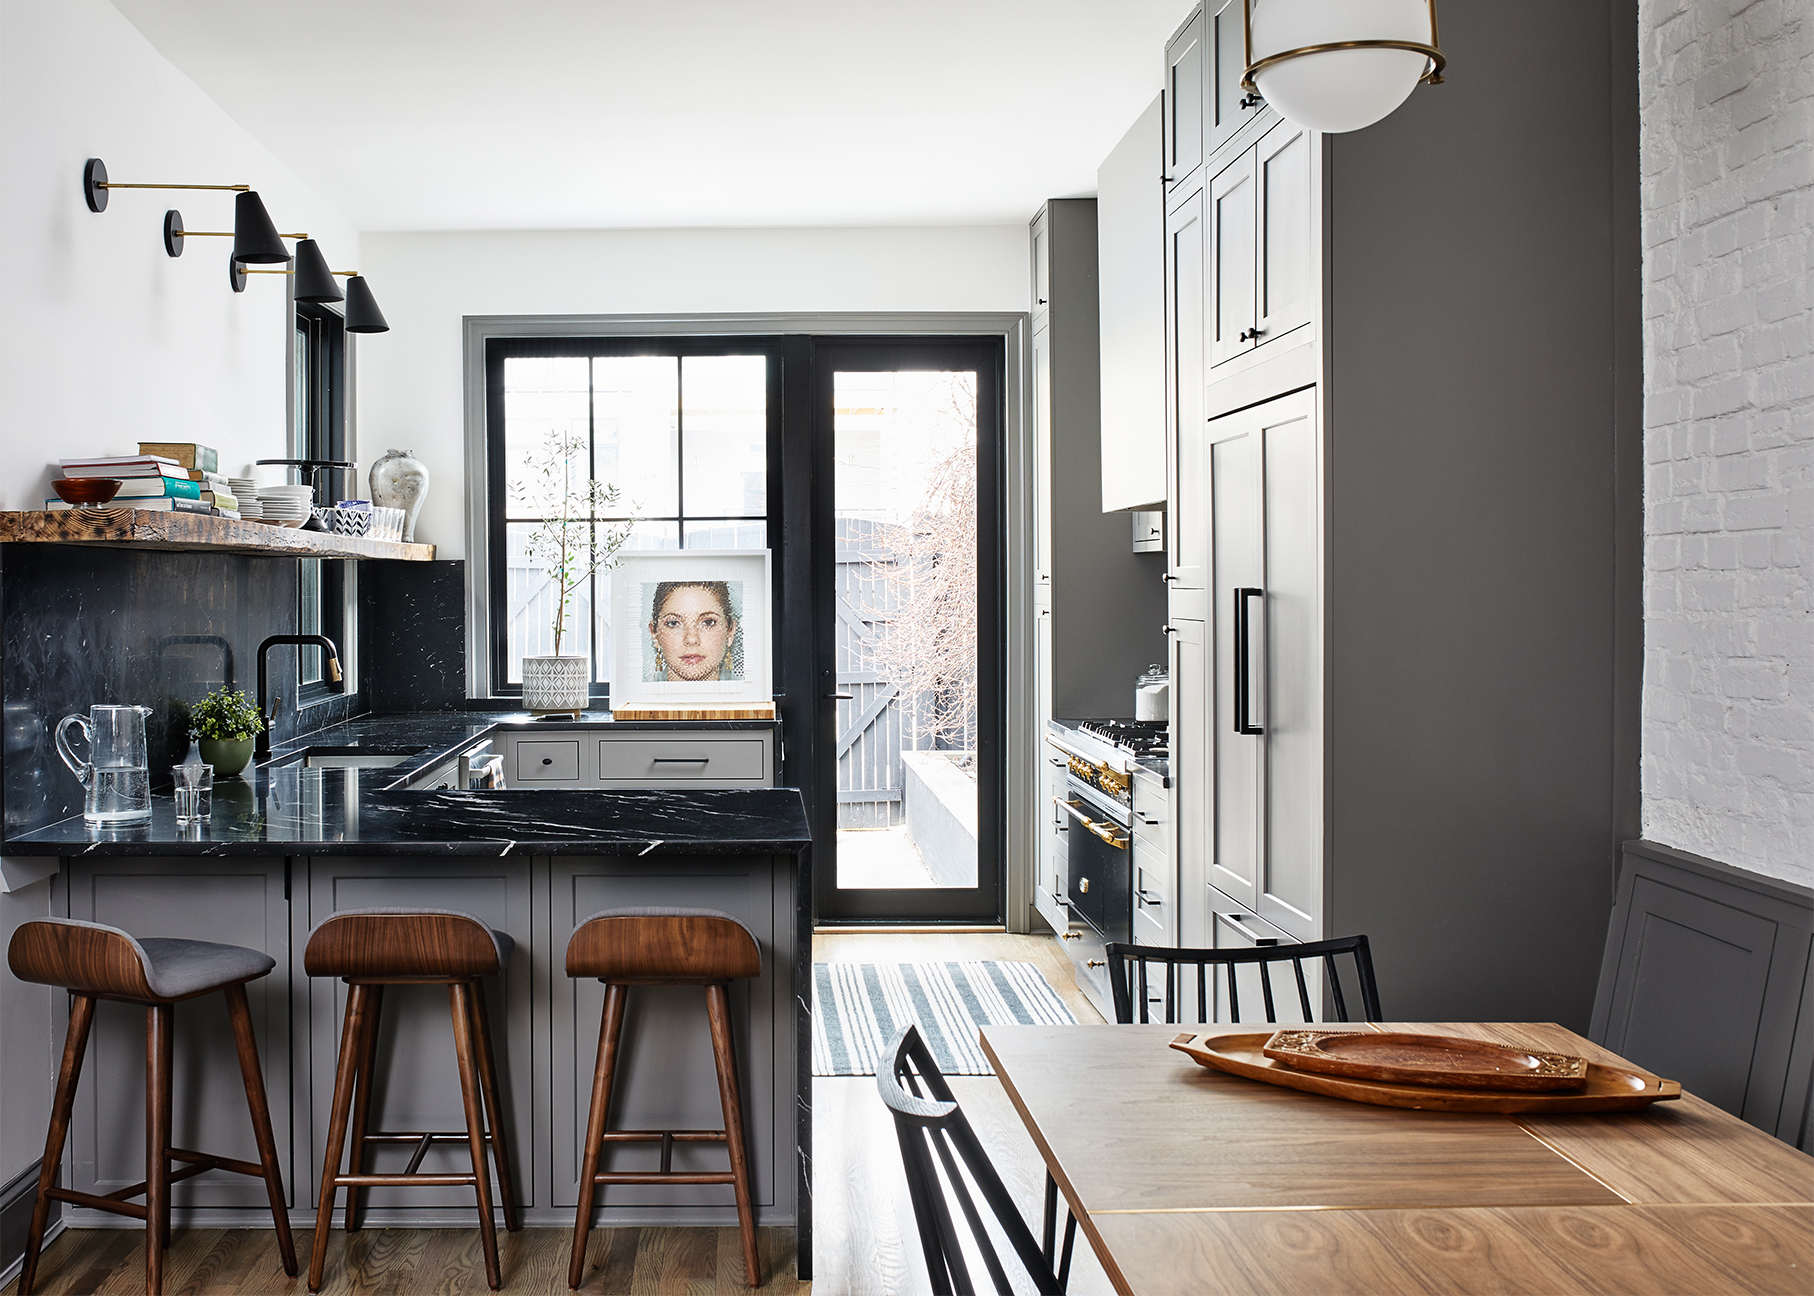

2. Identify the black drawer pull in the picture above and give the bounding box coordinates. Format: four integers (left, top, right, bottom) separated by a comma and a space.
652, 756, 710, 764
541, 757, 553, 765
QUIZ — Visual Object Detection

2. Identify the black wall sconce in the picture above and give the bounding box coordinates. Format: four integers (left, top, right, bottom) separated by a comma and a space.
163, 196, 300, 263
82, 157, 245, 211
236, 239, 390, 333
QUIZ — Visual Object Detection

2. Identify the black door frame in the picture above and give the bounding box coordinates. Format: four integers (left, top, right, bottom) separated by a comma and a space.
807, 337, 1007, 924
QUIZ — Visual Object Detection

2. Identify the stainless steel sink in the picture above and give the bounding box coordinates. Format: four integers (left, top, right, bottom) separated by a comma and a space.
274, 746, 426, 771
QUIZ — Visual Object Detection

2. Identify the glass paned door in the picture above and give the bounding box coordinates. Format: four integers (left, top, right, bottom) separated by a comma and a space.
814, 340, 1004, 924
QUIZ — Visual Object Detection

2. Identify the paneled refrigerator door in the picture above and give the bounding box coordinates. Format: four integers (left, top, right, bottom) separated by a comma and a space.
1206, 387, 1321, 941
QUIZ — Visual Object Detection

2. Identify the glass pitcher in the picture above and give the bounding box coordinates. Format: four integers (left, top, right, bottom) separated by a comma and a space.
55, 704, 153, 825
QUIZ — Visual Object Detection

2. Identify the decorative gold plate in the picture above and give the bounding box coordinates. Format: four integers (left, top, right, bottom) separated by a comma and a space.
1262, 1029, 1589, 1091
1170, 1032, 1682, 1114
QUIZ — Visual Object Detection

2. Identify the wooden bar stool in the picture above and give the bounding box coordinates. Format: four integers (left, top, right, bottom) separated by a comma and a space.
304, 907, 520, 1292
565, 906, 762, 1290
6, 917, 296, 1296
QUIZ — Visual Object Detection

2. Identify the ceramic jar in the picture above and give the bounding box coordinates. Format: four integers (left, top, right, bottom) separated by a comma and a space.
369, 449, 429, 543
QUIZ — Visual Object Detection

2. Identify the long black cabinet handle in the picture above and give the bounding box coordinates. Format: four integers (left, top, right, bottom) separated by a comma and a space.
1234, 587, 1265, 735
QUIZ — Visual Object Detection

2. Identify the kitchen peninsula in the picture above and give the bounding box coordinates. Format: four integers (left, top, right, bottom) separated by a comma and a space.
2, 712, 812, 1271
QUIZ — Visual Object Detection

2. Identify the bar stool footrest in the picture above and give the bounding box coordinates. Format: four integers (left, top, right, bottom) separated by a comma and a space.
591, 1171, 739, 1186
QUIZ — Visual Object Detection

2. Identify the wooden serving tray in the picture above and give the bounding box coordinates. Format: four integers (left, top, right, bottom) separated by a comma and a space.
1261, 1029, 1589, 1090
1170, 1031, 1682, 1113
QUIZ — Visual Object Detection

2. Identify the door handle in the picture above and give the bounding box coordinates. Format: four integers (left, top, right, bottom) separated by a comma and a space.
1217, 911, 1282, 947
1233, 587, 1264, 735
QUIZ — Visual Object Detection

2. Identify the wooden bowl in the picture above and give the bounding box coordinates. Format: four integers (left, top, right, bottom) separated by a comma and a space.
52, 477, 122, 505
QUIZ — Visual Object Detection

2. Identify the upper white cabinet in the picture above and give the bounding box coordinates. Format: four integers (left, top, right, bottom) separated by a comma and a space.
1206, 0, 1265, 157
1209, 119, 1315, 369
1098, 96, 1167, 513
1166, 184, 1209, 591
1163, 9, 1205, 190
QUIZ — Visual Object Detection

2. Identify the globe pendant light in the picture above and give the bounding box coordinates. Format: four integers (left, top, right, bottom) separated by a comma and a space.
343, 275, 390, 334
231, 191, 291, 264
293, 239, 344, 303
1244, 0, 1445, 134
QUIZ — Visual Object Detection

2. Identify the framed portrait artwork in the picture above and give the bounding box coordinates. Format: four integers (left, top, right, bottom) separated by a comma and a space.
608, 549, 773, 710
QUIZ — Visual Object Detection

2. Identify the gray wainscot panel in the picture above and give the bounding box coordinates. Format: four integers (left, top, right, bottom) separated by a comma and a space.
1592, 840, 1814, 1152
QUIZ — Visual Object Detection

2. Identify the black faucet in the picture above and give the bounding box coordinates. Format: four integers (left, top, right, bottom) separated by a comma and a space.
255, 634, 342, 758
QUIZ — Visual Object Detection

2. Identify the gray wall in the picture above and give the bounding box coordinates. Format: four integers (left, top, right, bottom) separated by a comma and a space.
1325, 0, 1643, 1027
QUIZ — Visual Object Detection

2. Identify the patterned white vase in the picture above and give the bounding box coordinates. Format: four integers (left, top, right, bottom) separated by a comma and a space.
521, 655, 589, 715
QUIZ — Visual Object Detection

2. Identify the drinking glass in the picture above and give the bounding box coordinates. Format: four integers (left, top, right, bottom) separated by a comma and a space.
174, 785, 201, 825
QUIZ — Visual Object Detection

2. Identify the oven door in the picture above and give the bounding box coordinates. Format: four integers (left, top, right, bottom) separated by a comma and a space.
1061, 790, 1131, 944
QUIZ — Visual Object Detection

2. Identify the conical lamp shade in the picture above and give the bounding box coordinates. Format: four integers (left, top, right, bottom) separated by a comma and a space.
232, 191, 291, 264
343, 275, 390, 333
293, 239, 343, 302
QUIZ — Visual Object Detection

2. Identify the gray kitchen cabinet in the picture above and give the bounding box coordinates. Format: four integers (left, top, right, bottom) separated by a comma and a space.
60, 857, 293, 1219
1030, 206, 1051, 327
1163, 8, 1205, 190
1208, 888, 1316, 1024
1167, 614, 1210, 949
302, 856, 535, 1220
1165, 183, 1209, 591
1131, 767, 1174, 947
1205, 388, 1321, 941
1205, 0, 1266, 158
1027, 200, 1169, 713
1097, 94, 1167, 513
1033, 733, 1068, 936
549, 855, 791, 1223
1208, 119, 1315, 371
1136, 0, 1639, 1031
499, 727, 775, 789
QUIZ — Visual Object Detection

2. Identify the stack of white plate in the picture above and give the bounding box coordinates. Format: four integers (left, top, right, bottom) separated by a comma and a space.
231, 477, 263, 520
255, 485, 313, 528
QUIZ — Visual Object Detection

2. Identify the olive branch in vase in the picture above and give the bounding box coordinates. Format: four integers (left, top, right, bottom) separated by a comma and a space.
510, 431, 635, 658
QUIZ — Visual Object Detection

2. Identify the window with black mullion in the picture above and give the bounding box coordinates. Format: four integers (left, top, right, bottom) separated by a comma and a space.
488, 338, 775, 697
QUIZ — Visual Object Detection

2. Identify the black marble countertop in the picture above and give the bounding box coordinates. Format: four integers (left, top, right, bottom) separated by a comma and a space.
4, 710, 806, 857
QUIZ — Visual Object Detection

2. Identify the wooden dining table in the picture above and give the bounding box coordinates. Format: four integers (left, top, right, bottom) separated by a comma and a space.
979, 1021, 1814, 1295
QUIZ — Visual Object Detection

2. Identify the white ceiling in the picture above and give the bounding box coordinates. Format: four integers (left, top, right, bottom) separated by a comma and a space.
109, 0, 1187, 232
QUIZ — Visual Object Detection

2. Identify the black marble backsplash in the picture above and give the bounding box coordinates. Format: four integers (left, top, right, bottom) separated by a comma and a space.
358, 560, 467, 711
1, 544, 364, 834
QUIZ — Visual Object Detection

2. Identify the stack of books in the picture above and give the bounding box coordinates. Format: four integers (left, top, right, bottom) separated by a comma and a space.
50, 444, 240, 518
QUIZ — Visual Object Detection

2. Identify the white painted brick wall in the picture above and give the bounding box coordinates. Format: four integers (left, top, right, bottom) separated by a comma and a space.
1641, 0, 1812, 886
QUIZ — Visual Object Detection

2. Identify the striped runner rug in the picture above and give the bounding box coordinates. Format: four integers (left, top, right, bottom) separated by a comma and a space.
813, 961, 1077, 1076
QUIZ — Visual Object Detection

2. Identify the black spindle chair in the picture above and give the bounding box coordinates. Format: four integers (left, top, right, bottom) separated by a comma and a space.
877, 1024, 1069, 1296
1105, 934, 1383, 1026
1036, 935, 1386, 1259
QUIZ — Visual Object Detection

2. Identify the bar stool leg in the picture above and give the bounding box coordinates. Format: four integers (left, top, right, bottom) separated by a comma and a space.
568, 982, 628, 1291
344, 984, 385, 1233
224, 983, 298, 1277
449, 981, 502, 1290
705, 983, 760, 1287
309, 983, 372, 1293
468, 978, 521, 1231
18, 994, 96, 1296
146, 1002, 174, 1295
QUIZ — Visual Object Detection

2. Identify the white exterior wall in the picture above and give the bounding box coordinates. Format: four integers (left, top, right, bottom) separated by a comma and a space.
356, 225, 1028, 560
1640, 0, 1812, 885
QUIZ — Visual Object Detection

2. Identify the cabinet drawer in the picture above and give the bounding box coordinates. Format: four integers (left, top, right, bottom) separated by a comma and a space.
516, 740, 581, 782
598, 738, 766, 783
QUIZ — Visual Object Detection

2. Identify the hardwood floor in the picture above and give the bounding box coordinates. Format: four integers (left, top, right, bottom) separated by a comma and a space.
7, 931, 1105, 1294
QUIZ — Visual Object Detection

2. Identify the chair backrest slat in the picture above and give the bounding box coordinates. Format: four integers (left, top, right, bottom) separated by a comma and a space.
877, 1025, 1065, 1295
1104, 936, 1383, 1027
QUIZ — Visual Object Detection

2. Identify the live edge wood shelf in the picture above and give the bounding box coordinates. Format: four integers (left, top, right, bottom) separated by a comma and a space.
0, 509, 436, 560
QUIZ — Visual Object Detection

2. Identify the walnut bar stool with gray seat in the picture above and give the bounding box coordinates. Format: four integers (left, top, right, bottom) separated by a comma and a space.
304, 907, 521, 1293
7, 917, 296, 1296
566, 907, 762, 1290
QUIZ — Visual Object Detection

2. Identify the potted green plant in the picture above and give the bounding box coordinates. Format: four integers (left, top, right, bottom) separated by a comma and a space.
188, 686, 263, 777
511, 430, 634, 715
